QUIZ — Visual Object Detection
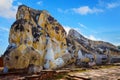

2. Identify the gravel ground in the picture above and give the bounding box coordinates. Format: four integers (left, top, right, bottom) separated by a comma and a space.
67, 65, 120, 80
0, 64, 120, 80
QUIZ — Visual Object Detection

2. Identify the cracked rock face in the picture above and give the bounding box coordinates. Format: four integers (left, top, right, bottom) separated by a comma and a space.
3, 5, 68, 69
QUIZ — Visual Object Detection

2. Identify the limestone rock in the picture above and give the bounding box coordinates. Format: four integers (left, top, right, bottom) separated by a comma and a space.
28, 64, 43, 74
67, 29, 120, 65
3, 5, 68, 70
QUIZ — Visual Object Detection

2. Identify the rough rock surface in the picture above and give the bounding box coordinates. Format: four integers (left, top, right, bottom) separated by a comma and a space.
3, 5, 120, 70
3, 5, 69, 70
67, 29, 120, 65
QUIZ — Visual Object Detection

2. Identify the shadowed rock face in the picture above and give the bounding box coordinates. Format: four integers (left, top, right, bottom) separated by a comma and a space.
3, 5, 120, 70
3, 5, 68, 70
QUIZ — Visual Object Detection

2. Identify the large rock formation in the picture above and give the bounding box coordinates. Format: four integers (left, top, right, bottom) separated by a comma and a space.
3, 5, 69, 70
3, 5, 120, 71
67, 29, 120, 65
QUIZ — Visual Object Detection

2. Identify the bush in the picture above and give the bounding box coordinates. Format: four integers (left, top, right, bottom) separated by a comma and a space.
118, 46, 120, 49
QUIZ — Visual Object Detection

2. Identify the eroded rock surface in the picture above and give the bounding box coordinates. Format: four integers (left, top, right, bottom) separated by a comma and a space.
67, 29, 120, 65
3, 5, 69, 70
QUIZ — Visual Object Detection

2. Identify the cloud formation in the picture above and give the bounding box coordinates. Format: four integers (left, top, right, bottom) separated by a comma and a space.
107, 2, 120, 9
88, 35, 98, 40
0, 0, 17, 18
17, 2, 22, 6
63, 25, 71, 34
78, 23, 87, 29
72, 6, 103, 15
37, 1, 42, 5
63, 25, 81, 34
98, 0, 120, 9
58, 1, 120, 15
0, 27, 9, 32
85, 35, 101, 41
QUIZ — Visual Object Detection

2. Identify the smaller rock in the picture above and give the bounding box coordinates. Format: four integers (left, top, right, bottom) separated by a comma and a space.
3, 66, 8, 73
28, 64, 43, 74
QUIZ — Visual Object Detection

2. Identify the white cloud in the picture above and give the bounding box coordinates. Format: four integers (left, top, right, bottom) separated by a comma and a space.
73, 6, 103, 15
0, 27, 9, 32
78, 23, 87, 29
63, 25, 71, 34
98, 0, 120, 9
63, 25, 81, 34
0, 0, 18, 18
17, 2, 22, 5
88, 35, 97, 40
73, 6, 91, 15
37, 1, 42, 5
85, 35, 101, 41
111, 42, 120, 46
107, 2, 120, 9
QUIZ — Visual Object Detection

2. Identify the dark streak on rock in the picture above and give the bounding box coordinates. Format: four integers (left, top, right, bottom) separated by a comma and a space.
32, 27, 40, 38
48, 16, 54, 23
55, 26, 59, 34
31, 47, 35, 51
72, 46, 76, 50
14, 24, 24, 32
15, 56, 19, 60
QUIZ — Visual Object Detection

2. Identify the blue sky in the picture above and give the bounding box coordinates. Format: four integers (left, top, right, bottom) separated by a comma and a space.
0, 0, 120, 55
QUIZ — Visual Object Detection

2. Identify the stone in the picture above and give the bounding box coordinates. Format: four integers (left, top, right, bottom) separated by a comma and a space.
3, 5, 68, 70
28, 64, 43, 74
67, 29, 120, 65
3, 66, 8, 73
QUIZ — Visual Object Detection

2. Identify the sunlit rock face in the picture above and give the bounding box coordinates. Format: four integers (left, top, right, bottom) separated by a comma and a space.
67, 29, 120, 65
3, 5, 68, 69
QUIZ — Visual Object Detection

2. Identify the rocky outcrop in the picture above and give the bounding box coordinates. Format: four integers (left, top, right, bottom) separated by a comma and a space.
67, 29, 119, 54
67, 29, 120, 65
3, 5, 69, 70
3, 5, 120, 71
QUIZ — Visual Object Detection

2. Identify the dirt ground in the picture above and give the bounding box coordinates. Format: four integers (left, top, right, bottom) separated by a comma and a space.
0, 64, 120, 80
58, 64, 120, 80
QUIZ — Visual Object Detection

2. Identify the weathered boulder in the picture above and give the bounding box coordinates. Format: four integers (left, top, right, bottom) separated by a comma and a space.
3, 5, 69, 70
67, 29, 120, 65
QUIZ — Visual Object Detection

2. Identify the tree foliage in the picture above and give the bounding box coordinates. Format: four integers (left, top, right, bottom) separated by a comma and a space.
118, 46, 120, 49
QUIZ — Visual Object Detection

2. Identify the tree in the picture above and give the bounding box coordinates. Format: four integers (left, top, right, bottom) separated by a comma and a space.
118, 46, 120, 49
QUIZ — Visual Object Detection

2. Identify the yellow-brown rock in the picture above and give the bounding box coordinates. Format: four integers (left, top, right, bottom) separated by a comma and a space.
3, 5, 68, 70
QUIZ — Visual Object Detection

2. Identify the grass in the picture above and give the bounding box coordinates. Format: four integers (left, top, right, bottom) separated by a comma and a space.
53, 73, 68, 79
